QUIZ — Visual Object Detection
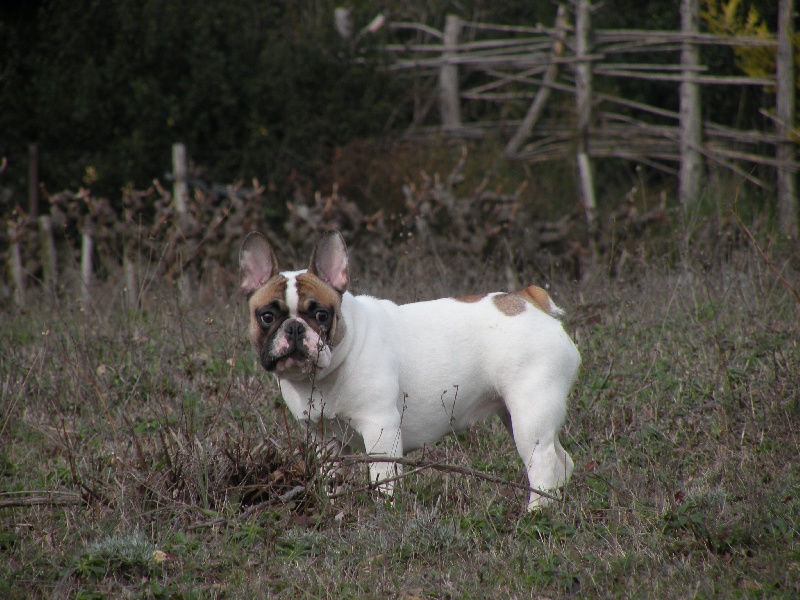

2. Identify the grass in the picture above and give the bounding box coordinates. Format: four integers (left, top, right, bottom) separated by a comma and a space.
1, 223, 799, 599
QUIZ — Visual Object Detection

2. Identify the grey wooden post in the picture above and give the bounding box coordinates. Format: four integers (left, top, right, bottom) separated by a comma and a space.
123, 245, 139, 310
81, 218, 93, 308
575, 0, 597, 230
679, 0, 703, 207
28, 143, 39, 217
439, 15, 462, 130
39, 215, 58, 292
8, 223, 25, 309
172, 143, 188, 215
776, 0, 797, 237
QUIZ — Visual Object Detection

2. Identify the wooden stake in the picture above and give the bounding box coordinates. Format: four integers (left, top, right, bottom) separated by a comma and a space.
575, 0, 597, 231
439, 15, 462, 130
81, 219, 93, 308
123, 245, 139, 310
172, 143, 188, 215
38, 215, 57, 292
679, 0, 704, 207
28, 143, 39, 217
8, 223, 26, 309
776, 0, 797, 237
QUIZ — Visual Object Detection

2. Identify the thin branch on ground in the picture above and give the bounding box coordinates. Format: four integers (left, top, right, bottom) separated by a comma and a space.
732, 179, 800, 307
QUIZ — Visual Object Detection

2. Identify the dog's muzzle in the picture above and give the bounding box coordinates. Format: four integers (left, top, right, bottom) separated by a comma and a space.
262, 318, 320, 373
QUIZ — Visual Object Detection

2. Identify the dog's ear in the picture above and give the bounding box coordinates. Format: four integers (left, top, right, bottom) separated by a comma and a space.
309, 230, 349, 294
240, 232, 279, 297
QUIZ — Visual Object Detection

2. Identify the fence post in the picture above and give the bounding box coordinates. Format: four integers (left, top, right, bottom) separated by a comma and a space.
28, 143, 39, 217
38, 215, 58, 292
776, 0, 797, 237
679, 0, 703, 207
8, 223, 26, 309
172, 142, 188, 215
123, 244, 139, 310
575, 0, 597, 232
81, 218, 93, 308
439, 14, 462, 130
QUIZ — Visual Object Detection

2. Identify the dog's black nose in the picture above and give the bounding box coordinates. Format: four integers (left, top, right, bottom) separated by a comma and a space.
285, 320, 306, 341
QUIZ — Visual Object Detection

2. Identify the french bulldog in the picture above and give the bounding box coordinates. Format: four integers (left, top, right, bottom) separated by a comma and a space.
240, 230, 580, 509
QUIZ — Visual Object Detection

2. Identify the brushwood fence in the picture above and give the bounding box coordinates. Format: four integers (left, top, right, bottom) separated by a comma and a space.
382, 0, 798, 235
7, 143, 587, 310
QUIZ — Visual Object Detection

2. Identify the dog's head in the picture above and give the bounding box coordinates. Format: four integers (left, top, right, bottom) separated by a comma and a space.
239, 231, 349, 378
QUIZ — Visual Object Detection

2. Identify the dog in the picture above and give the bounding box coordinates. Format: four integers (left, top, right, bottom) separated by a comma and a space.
239, 230, 580, 509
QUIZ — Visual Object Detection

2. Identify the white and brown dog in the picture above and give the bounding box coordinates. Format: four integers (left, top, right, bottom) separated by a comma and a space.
240, 231, 580, 509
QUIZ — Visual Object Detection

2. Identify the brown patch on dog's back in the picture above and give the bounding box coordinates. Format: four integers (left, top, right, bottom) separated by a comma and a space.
491, 286, 555, 317
455, 293, 488, 303
493, 293, 527, 316
515, 285, 554, 314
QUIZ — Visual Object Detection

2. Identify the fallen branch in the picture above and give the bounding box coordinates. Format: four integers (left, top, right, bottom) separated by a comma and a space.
332, 453, 559, 502
0, 490, 83, 509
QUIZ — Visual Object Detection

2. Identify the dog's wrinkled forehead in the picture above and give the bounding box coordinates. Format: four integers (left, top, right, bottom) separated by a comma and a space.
249, 273, 288, 310
249, 270, 342, 315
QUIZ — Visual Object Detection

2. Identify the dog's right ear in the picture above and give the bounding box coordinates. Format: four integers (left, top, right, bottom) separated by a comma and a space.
309, 230, 349, 294
240, 232, 279, 297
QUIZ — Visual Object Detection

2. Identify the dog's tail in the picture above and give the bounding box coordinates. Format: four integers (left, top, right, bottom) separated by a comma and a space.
516, 285, 565, 318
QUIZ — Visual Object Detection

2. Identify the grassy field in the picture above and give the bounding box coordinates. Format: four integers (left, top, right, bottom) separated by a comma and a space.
1, 224, 799, 599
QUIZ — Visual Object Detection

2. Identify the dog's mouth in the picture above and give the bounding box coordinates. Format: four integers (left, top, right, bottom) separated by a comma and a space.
262, 347, 324, 374
263, 349, 305, 372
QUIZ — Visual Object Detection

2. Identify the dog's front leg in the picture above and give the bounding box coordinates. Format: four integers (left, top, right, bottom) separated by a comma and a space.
358, 417, 403, 497
306, 420, 357, 494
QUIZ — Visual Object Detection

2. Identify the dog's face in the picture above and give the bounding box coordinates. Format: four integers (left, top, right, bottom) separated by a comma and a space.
239, 232, 349, 378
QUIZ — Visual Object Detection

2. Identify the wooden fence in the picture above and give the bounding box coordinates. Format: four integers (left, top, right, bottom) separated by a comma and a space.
381, 0, 798, 235
3, 145, 272, 311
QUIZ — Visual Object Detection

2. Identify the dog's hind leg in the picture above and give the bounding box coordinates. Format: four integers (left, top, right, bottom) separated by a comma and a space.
503, 379, 574, 510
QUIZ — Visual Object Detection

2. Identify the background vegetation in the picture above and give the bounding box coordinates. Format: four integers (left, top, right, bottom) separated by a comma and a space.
0, 0, 786, 217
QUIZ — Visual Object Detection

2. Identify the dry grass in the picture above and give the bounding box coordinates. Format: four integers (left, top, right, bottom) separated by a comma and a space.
1, 220, 799, 599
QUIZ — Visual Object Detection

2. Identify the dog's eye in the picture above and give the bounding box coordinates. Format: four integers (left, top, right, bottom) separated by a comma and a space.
258, 311, 275, 327
315, 309, 330, 324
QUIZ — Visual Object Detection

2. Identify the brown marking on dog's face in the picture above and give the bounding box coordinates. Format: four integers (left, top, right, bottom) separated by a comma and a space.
493, 293, 527, 316
296, 272, 345, 346
247, 275, 289, 350
455, 293, 488, 303
515, 285, 553, 314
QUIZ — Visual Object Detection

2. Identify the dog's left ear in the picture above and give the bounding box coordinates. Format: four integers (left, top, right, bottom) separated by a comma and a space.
309, 230, 349, 294
240, 232, 279, 297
